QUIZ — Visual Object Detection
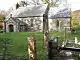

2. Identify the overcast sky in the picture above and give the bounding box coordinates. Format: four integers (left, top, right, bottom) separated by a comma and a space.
0, 0, 80, 11
0, 0, 20, 10
67, 0, 80, 11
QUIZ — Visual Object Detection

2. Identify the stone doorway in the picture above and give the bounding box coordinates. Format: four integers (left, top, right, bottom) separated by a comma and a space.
9, 25, 14, 32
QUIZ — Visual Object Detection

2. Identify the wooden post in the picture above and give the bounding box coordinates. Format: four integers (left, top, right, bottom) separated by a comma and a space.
70, 17, 72, 31
64, 26, 66, 41
28, 36, 36, 60
43, 14, 49, 48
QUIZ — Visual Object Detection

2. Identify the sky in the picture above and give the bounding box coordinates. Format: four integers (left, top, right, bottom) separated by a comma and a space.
0, 0, 20, 10
67, 0, 80, 11
0, 0, 80, 11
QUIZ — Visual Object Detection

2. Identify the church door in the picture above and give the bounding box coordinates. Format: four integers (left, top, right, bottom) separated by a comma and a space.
9, 25, 14, 32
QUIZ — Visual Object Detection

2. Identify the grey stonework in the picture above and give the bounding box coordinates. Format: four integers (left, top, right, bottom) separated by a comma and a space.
5, 17, 28, 32
5, 17, 43, 32
5, 17, 70, 32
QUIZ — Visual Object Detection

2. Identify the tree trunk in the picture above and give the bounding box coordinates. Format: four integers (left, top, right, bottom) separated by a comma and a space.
43, 5, 49, 48
43, 14, 49, 48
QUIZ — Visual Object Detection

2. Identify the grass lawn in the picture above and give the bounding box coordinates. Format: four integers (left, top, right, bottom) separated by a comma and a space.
0, 32, 45, 59
0, 31, 80, 59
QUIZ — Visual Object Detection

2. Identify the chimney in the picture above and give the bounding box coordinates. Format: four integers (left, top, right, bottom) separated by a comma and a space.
10, 14, 12, 18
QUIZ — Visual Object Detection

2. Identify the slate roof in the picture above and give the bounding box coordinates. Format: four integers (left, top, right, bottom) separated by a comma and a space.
10, 4, 47, 17
6, 17, 27, 25
49, 8, 71, 19
7, 4, 71, 19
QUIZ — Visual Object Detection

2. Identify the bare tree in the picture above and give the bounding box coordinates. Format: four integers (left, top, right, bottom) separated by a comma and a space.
42, 0, 60, 48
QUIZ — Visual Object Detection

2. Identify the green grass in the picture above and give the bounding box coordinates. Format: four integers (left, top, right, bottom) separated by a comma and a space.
0, 32, 45, 59
0, 32, 28, 55
0, 32, 64, 59
0, 31, 80, 59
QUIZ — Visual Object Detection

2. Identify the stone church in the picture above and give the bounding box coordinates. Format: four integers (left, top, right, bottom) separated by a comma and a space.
4, 0, 71, 32
5, 16, 28, 32
5, 14, 43, 32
